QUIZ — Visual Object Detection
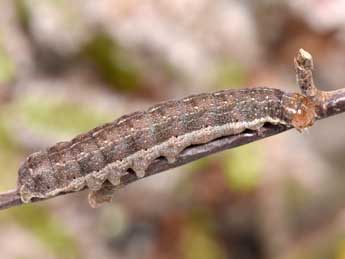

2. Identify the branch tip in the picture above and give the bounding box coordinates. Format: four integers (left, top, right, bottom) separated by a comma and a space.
297, 48, 314, 69
294, 48, 317, 97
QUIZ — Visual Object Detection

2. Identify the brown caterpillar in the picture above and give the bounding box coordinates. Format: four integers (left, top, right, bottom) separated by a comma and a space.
17, 87, 316, 207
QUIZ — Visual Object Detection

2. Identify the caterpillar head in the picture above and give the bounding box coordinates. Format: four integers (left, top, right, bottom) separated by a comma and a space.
282, 93, 316, 131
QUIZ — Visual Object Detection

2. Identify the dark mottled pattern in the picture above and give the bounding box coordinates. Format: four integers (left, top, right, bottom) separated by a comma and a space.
17, 87, 314, 198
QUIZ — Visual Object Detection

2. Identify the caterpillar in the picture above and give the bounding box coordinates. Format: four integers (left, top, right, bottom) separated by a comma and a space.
17, 87, 316, 207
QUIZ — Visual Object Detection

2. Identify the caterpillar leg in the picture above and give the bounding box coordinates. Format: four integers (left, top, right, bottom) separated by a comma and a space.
88, 182, 117, 208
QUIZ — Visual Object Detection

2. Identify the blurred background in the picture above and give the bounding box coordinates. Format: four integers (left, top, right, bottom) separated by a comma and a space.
1, 0, 345, 258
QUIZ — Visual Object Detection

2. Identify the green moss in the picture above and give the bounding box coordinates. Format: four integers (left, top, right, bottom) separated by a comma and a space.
9, 205, 79, 259
222, 144, 262, 192
83, 34, 141, 92
284, 178, 309, 208
0, 42, 15, 83
335, 238, 345, 259
0, 116, 19, 153
0, 114, 22, 191
214, 60, 246, 90
0, 152, 20, 191
14, 0, 31, 29
17, 96, 113, 136
184, 156, 212, 175
181, 209, 227, 259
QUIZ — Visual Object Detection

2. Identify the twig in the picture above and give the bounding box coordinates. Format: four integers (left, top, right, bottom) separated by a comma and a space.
0, 189, 22, 210
294, 48, 317, 97
0, 49, 345, 210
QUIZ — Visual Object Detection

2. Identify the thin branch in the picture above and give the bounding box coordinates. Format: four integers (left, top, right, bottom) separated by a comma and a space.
0, 49, 345, 210
0, 189, 22, 210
